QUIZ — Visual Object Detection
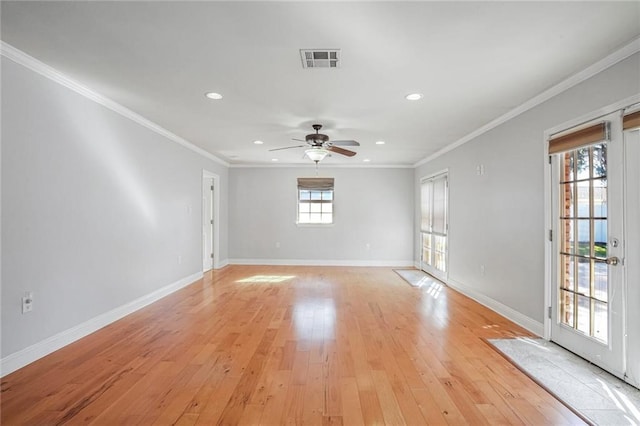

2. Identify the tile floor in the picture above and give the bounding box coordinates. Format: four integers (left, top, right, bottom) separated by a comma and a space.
489, 337, 640, 426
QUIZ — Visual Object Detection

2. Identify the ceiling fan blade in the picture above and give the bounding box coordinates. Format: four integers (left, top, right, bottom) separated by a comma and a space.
292, 138, 307, 142
327, 146, 357, 157
269, 145, 306, 152
330, 139, 360, 146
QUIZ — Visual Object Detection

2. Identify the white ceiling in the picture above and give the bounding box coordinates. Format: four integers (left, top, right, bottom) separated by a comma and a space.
2, 1, 639, 166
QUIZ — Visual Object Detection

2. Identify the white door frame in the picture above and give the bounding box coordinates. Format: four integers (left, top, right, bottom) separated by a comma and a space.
202, 170, 220, 271
544, 94, 639, 340
623, 106, 640, 388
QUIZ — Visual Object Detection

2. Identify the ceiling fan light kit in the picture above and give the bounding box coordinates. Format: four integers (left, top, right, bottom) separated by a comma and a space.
269, 123, 359, 164
305, 149, 329, 162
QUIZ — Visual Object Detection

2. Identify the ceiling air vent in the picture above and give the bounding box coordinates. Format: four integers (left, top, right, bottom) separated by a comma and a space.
300, 49, 341, 69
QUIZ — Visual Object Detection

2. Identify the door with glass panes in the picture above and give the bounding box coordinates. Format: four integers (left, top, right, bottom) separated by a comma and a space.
549, 111, 625, 378
421, 172, 448, 280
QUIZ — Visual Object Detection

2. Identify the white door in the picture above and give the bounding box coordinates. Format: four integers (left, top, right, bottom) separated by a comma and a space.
549, 111, 625, 379
202, 177, 214, 271
420, 172, 448, 280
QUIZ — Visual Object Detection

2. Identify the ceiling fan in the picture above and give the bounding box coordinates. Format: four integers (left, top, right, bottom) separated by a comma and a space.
269, 124, 359, 162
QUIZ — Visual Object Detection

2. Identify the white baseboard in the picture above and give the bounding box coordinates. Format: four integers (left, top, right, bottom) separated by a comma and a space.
216, 258, 230, 269
0, 271, 203, 378
446, 278, 544, 337
228, 258, 414, 267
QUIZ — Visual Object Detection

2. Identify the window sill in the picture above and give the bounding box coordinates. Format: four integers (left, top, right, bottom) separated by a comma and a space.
296, 223, 335, 228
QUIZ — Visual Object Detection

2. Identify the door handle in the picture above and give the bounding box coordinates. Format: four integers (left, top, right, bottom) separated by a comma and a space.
606, 256, 620, 266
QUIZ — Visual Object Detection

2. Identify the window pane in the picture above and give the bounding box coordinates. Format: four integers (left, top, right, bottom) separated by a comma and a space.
300, 190, 311, 200
576, 295, 590, 335
561, 219, 575, 254
299, 213, 311, 223
594, 220, 607, 259
310, 203, 321, 213
577, 257, 590, 296
563, 151, 575, 182
310, 213, 321, 222
592, 143, 606, 178
310, 191, 322, 200
560, 290, 574, 326
593, 179, 607, 216
577, 219, 590, 255
434, 235, 447, 272
594, 261, 608, 302
576, 147, 590, 180
560, 254, 575, 291
299, 202, 310, 213
324, 203, 333, 213
323, 191, 333, 201
593, 300, 608, 342
561, 183, 575, 218
320, 214, 332, 224
577, 181, 590, 217
422, 233, 432, 267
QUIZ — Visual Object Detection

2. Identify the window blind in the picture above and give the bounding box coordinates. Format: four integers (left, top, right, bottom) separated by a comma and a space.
623, 110, 640, 130
421, 174, 447, 235
420, 180, 432, 232
297, 177, 334, 190
548, 122, 608, 154
432, 175, 447, 235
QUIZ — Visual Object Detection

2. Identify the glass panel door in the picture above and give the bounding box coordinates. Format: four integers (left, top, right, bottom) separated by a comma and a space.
421, 173, 448, 280
550, 112, 625, 379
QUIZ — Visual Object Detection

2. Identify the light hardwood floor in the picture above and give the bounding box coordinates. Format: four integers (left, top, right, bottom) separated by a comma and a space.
1, 266, 585, 425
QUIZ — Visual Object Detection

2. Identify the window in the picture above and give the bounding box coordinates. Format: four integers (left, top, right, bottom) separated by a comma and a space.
297, 178, 334, 224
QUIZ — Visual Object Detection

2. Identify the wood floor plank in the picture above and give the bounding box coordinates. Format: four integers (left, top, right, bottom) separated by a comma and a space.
0, 266, 587, 425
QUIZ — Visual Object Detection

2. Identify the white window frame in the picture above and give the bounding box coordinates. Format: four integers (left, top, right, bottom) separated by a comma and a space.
296, 178, 334, 226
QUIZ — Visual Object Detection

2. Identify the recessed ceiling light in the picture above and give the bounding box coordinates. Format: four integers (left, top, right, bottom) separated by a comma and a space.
363, 159, 371, 162
375, 141, 385, 145
271, 158, 279, 162
405, 93, 423, 101
205, 92, 223, 100
253, 140, 264, 145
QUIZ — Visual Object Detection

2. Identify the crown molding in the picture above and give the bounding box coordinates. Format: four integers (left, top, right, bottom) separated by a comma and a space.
0, 41, 229, 167
414, 36, 640, 168
228, 163, 413, 169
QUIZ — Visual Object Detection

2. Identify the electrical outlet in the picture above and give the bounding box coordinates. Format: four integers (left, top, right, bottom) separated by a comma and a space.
22, 292, 33, 314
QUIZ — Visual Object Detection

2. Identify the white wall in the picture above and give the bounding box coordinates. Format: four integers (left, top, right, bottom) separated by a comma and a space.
415, 53, 640, 331
1, 56, 229, 365
229, 166, 414, 265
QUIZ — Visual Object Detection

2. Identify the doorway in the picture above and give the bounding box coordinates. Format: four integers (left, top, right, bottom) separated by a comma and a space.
546, 103, 640, 387
202, 170, 219, 272
420, 171, 448, 281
